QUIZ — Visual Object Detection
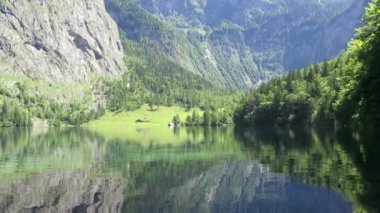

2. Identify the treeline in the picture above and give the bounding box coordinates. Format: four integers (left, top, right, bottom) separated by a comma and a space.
171, 109, 233, 127
234, 58, 343, 126
0, 100, 30, 127
0, 82, 105, 127
234, 0, 380, 127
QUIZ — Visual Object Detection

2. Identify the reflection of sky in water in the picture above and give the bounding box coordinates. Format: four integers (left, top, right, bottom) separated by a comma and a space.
0, 127, 377, 212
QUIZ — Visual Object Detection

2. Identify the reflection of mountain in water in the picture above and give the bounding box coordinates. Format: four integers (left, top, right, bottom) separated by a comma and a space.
162, 161, 352, 213
0, 171, 125, 213
0, 127, 378, 212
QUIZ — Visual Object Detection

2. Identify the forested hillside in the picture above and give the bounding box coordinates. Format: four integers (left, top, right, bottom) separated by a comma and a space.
234, 0, 380, 127
106, 0, 367, 88
0, 0, 374, 128
0, 0, 238, 128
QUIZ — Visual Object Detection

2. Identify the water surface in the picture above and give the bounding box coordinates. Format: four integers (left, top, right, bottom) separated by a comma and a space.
0, 126, 378, 212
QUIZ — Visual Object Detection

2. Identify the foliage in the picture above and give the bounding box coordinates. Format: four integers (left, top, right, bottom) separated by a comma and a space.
184, 109, 232, 127
336, 0, 380, 126
104, 32, 243, 120
0, 99, 30, 127
0, 79, 105, 127
235, 0, 380, 127
172, 114, 181, 126
235, 60, 336, 126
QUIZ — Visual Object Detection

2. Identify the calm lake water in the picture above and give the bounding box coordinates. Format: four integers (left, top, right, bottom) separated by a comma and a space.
0, 126, 378, 213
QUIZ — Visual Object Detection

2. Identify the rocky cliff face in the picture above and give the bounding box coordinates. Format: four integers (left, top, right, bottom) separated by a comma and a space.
110, 0, 367, 88
0, 0, 126, 83
284, 0, 370, 70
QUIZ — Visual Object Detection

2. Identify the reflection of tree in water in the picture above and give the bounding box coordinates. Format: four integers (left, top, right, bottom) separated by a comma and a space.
0, 127, 378, 212
0, 128, 127, 213
0, 128, 109, 187
234, 127, 380, 212
335, 129, 380, 212
0, 128, 105, 158
100, 126, 380, 212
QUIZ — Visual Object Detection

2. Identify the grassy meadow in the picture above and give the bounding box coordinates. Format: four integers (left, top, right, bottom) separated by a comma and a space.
84, 104, 203, 146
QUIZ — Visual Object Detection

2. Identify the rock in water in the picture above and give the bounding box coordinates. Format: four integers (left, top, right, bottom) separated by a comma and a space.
0, 0, 126, 83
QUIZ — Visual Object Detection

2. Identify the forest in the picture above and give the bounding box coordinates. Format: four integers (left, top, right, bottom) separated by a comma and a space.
234, 0, 380, 127
1, 1, 380, 213
0, 0, 378, 129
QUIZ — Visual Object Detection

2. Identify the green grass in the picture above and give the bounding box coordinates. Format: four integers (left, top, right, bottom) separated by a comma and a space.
84, 104, 203, 146
86, 104, 197, 126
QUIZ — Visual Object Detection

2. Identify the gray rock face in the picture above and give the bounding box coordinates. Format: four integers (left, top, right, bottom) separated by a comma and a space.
284, 0, 371, 70
0, 0, 126, 83
120, 0, 367, 88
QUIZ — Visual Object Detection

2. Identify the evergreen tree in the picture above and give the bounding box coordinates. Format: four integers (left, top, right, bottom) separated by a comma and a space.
191, 111, 201, 126
322, 60, 329, 77
203, 110, 211, 126
185, 115, 192, 126
172, 114, 181, 126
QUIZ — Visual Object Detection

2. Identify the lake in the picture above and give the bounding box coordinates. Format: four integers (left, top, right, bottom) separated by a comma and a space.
0, 126, 378, 213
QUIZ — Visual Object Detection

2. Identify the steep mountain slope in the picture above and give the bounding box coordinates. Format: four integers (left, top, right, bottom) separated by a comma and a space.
106, 1, 230, 86
107, 0, 367, 88
0, 0, 126, 83
234, 0, 380, 127
284, 0, 370, 69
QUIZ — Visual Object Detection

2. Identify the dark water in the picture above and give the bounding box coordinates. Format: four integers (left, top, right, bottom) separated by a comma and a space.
0, 127, 379, 213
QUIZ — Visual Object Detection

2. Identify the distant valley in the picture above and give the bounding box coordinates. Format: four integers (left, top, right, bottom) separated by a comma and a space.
107, 0, 368, 88
0, 0, 372, 128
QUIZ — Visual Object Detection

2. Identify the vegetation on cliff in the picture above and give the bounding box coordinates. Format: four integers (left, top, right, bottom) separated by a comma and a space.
234, 0, 380, 127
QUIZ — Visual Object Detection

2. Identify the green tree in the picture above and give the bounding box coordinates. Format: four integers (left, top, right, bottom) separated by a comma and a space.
191, 111, 201, 126
14, 105, 24, 127
210, 111, 219, 126
185, 115, 192, 126
148, 97, 154, 111
172, 114, 181, 126
203, 110, 211, 126
322, 60, 329, 77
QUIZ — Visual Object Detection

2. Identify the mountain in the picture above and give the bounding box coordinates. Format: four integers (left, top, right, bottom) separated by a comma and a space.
234, 0, 380, 127
283, 0, 370, 69
0, 0, 126, 83
0, 0, 367, 87
107, 0, 367, 88
0, 0, 372, 127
